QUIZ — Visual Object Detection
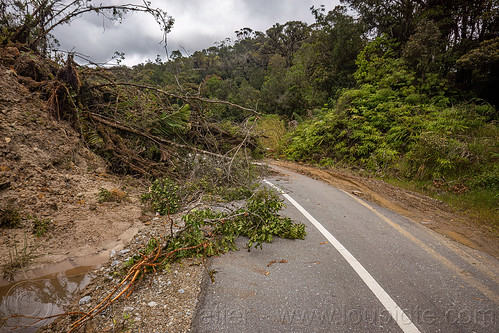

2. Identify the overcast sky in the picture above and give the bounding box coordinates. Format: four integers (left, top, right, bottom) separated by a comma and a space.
53, 0, 341, 66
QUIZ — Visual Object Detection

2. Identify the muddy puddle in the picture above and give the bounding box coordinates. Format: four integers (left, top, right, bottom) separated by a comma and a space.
0, 264, 97, 332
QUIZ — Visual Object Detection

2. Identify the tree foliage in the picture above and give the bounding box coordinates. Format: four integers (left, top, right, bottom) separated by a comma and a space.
0, 0, 174, 55
285, 33, 498, 206
1, 0, 497, 224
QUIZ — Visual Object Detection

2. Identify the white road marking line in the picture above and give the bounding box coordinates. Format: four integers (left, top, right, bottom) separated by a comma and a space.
263, 179, 421, 333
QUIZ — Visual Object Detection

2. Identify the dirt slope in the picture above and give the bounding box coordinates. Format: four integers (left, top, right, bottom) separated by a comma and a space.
0, 47, 146, 282
0, 46, 205, 333
271, 160, 499, 259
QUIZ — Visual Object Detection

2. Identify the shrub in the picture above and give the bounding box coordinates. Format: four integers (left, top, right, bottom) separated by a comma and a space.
141, 178, 180, 215
32, 217, 52, 237
167, 187, 306, 258
256, 114, 287, 156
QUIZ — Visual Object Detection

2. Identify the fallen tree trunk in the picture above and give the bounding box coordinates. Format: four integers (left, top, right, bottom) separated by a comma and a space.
88, 112, 231, 161
88, 82, 260, 115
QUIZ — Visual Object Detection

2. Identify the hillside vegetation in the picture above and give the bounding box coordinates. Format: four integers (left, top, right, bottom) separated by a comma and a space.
1, 1, 498, 230
115, 2, 498, 230
286, 36, 499, 229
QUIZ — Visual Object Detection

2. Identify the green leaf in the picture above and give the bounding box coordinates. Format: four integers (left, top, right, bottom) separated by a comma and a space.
150, 104, 190, 137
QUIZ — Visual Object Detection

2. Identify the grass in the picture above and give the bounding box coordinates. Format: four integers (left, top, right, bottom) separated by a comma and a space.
32, 216, 53, 237
434, 188, 499, 235
2, 232, 38, 280
255, 114, 287, 157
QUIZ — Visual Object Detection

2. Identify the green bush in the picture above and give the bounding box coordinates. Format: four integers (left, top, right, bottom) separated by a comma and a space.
407, 134, 471, 179
255, 114, 287, 156
285, 35, 498, 193
471, 166, 499, 190
167, 187, 306, 259
141, 178, 180, 215
32, 217, 52, 237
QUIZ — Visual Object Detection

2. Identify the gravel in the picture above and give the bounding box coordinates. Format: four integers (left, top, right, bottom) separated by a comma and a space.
78, 296, 91, 305
43, 212, 205, 332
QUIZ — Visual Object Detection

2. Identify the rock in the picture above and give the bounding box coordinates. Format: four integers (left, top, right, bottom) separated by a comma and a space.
148, 301, 158, 307
178, 288, 185, 294
288, 120, 298, 129
119, 249, 131, 255
123, 306, 134, 312
111, 260, 120, 266
95, 167, 106, 174
79, 296, 91, 305
110, 249, 116, 258
4, 47, 20, 58
109, 188, 127, 201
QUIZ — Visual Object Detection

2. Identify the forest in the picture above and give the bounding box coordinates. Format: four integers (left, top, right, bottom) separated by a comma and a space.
1, 2, 498, 330
1, 0, 498, 227
124, 1, 498, 228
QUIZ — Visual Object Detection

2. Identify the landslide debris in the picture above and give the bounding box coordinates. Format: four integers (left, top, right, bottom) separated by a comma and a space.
0, 45, 145, 280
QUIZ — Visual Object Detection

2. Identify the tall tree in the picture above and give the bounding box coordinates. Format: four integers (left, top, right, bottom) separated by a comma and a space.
423, 0, 499, 46
305, 6, 365, 97
1, 0, 174, 56
264, 21, 310, 67
341, 0, 424, 44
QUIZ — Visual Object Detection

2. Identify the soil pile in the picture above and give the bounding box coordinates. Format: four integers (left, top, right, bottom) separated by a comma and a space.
0, 46, 144, 281
0, 47, 206, 332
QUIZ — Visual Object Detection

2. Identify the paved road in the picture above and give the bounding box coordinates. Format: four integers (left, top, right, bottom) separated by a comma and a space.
191, 166, 499, 332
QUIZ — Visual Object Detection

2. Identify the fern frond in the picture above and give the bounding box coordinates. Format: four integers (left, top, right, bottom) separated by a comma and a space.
150, 104, 191, 137
87, 130, 104, 147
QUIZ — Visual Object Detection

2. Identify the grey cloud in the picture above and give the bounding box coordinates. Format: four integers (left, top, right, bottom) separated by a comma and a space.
53, 0, 340, 66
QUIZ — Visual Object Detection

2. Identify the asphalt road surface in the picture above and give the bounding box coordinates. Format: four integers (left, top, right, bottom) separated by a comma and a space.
191, 166, 499, 332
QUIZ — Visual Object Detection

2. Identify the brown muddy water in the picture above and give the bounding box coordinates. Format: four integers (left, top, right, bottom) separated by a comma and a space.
0, 260, 101, 332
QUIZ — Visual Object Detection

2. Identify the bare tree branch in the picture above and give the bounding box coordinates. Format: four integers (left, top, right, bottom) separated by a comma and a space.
88, 82, 260, 115
88, 112, 231, 161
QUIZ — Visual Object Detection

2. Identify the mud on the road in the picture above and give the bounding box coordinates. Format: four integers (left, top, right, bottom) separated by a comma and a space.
271, 160, 499, 259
